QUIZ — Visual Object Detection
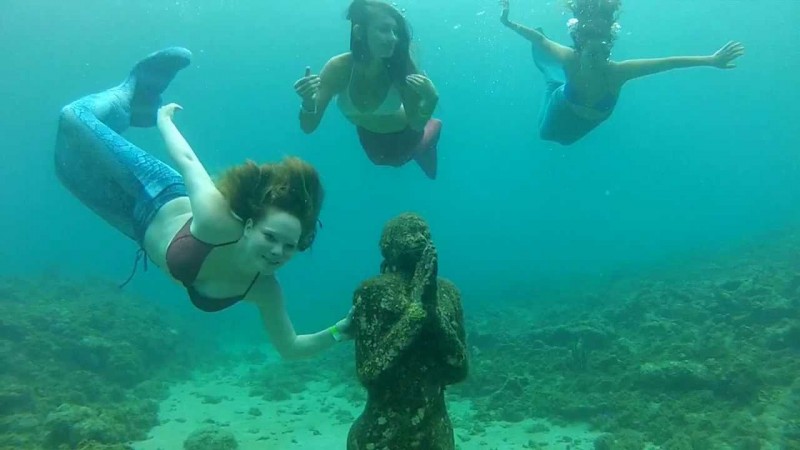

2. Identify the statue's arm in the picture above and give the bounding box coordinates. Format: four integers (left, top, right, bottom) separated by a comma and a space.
433, 281, 469, 383
354, 280, 428, 386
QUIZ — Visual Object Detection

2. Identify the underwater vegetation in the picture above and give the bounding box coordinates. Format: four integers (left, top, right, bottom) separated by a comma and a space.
232, 229, 800, 449
3, 228, 800, 449
453, 231, 800, 449
0, 275, 218, 450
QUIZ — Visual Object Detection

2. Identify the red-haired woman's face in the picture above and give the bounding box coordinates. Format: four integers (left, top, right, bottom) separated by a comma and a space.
243, 207, 301, 273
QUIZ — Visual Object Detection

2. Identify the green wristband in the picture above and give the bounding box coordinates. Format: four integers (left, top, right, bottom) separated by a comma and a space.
329, 324, 343, 342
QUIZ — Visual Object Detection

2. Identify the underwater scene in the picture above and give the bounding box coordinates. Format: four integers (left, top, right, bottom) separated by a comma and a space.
1, 0, 798, 449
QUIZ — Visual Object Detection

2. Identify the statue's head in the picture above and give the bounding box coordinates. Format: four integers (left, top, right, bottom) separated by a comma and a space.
380, 212, 431, 274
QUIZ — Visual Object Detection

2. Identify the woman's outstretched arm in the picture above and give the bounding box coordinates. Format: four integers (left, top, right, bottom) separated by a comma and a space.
500, 0, 573, 64
615, 41, 745, 83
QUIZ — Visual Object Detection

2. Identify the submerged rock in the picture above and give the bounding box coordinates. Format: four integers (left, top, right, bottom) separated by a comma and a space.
183, 425, 238, 450
636, 361, 714, 391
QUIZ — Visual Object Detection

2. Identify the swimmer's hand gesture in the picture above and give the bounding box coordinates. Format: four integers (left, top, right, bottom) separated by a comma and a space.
335, 307, 355, 341
406, 73, 439, 103
500, 0, 511, 25
293, 66, 320, 111
710, 41, 745, 69
157, 103, 183, 126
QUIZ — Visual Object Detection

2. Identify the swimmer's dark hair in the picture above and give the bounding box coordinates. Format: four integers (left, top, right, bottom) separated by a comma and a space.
216, 156, 324, 251
565, 0, 622, 53
347, 0, 418, 83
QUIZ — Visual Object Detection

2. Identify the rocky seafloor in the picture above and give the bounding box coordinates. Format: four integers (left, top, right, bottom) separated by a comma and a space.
0, 275, 221, 450
3, 229, 800, 449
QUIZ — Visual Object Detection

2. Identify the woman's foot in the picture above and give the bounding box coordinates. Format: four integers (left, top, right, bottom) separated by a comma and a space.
122, 47, 192, 127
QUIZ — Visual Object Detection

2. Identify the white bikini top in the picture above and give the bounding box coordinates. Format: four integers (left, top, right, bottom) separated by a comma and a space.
337, 64, 403, 120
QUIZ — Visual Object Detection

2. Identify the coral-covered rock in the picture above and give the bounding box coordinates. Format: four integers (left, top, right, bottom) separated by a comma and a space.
636, 361, 714, 391
183, 426, 239, 450
0, 275, 215, 449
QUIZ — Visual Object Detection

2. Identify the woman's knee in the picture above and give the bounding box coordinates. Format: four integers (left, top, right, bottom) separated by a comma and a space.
58, 103, 85, 133
54, 103, 92, 173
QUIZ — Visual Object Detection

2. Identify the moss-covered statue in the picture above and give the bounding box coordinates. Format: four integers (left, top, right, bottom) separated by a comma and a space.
347, 212, 468, 450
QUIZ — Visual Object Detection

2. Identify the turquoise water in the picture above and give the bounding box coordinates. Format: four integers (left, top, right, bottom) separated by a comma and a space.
1, 1, 799, 448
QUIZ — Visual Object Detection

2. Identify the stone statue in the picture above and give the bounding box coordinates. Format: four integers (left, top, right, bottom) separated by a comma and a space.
347, 212, 468, 450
